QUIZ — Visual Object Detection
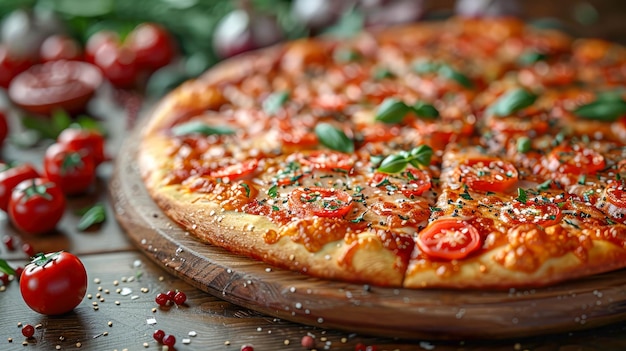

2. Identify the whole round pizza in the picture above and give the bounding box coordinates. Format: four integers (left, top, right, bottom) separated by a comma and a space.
138, 17, 626, 289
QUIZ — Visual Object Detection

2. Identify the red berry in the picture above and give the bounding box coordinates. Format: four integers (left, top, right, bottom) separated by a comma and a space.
153, 329, 165, 343
14, 266, 23, 279
21, 324, 34, 338
173, 291, 187, 305
355, 343, 366, 351
162, 334, 176, 347
22, 243, 34, 257
165, 290, 176, 301
301, 335, 315, 349
241, 345, 254, 351
155, 293, 169, 306
2, 234, 14, 250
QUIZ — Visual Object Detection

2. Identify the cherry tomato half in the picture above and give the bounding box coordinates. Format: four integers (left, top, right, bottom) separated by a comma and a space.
8, 177, 66, 235
500, 199, 563, 227
44, 143, 96, 195
371, 167, 431, 198
20, 251, 87, 315
544, 144, 606, 175
57, 127, 106, 166
459, 158, 519, 193
0, 163, 40, 212
210, 159, 259, 182
93, 42, 138, 88
416, 219, 482, 261
288, 187, 353, 218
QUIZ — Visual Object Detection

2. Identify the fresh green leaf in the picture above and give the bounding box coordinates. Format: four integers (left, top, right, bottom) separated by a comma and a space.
537, 179, 553, 191
333, 48, 361, 63
573, 98, 626, 122
52, 109, 73, 133
267, 184, 278, 198
262, 91, 290, 115
578, 174, 587, 185
240, 183, 250, 197
377, 154, 409, 174
171, 121, 235, 136
314, 123, 354, 153
77, 203, 106, 231
0, 259, 16, 276
373, 67, 395, 80
518, 51, 548, 66
374, 98, 411, 124
438, 65, 473, 89
516, 136, 531, 153
74, 115, 107, 137
407, 145, 433, 168
489, 88, 538, 116
324, 8, 365, 38
412, 60, 440, 74
517, 188, 528, 203
412, 102, 440, 119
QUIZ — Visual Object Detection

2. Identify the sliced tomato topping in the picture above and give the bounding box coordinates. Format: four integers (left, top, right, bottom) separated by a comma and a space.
299, 151, 354, 172
416, 219, 482, 261
359, 124, 400, 144
602, 182, 626, 223
501, 199, 563, 227
545, 144, 605, 175
288, 187, 353, 218
210, 159, 259, 182
459, 158, 519, 193
371, 168, 432, 198
281, 131, 318, 148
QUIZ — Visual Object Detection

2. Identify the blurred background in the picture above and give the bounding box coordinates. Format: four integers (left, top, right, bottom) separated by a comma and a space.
0, 0, 623, 99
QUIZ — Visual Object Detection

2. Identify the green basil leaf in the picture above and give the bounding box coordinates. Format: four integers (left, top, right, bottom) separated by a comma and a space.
77, 203, 106, 231
517, 188, 528, 203
171, 121, 235, 136
374, 98, 410, 124
407, 145, 433, 168
263, 91, 290, 115
489, 88, 538, 116
412, 60, 440, 74
267, 184, 278, 198
373, 67, 395, 80
412, 102, 440, 119
314, 123, 354, 153
573, 99, 626, 122
518, 51, 548, 66
516, 136, 531, 153
377, 154, 409, 174
324, 8, 364, 39
0, 258, 16, 276
333, 48, 361, 63
438, 65, 473, 89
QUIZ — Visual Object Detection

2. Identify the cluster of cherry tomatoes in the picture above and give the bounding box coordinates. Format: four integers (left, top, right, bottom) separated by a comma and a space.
1, 21, 176, 91
0, 120, 105, 235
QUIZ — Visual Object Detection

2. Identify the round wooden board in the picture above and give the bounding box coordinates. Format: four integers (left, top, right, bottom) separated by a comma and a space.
110, 121, 626, 340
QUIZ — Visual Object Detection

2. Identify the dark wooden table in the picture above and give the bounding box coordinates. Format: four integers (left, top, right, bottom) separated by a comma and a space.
2, 1, 626, 349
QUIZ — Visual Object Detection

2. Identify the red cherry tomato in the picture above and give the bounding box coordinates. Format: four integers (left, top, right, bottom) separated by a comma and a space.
39, 34, 82, 62
459, 158, 519, 193
544, 144, 606, 175
85, 30, 119, 65
371, 167, 432, 198
125, 23, 176, 70
288, 187, 353, 218
416, 219, 482, 261
0, 110, 9, 146
0, 44, 33, 88
57, 127, 106, 166
500, 199, 563, 227
210, 159, 259, 182
0, 163, 40, 212
19, 251, 87, 315
299, 151, 354, 172
93, 42, 138, 88
8, 60, 103, 116
44, 143, 96, 195
8, 177, 66, 235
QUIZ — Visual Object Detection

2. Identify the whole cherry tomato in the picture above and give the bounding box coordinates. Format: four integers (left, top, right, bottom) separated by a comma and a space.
57, 127, 106, 166
0, 163, 40, 212
20, 251, 87, 315
126, 23, 176, 71
44, 143, 96, 195
39, 34, 83, 62
8, 177, 65, 235
93, 42, 138, 88
85, 30, 119, 65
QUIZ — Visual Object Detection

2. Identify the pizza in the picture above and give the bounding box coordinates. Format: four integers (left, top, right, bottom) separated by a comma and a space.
137, 17, 626, 289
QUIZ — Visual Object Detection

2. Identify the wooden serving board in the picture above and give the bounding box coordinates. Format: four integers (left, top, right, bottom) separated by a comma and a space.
110, 122, 626, 340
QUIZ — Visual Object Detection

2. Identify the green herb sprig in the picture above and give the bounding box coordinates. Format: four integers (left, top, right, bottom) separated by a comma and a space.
488, 88, 538, 117
377, 145, 433, 174
314, 123, 354, 153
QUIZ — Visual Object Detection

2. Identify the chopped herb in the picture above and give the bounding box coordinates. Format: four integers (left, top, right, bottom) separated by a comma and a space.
578, 174, 587, 185
606, 217, 616, 225
518, 51, 548, 65
412, 102, 440, 119
430, 207, 443, 212
438, 64, 474, 88
460, 192, 473, 200
271, 205, 280, 211
333, 48, 361, 63
488, 88, 538, 117
564, 219, 580, 229
486, 191, 496, 196
516, 136, 532, 153
517, 188, 528, 203
263, 91, 290, 115
314, 122, 354, 153
171, 121, 235, 136
351, 211, 367, 223
77, 203, 106, 231
267, 184, 278, 198
240, 183, 250, 197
